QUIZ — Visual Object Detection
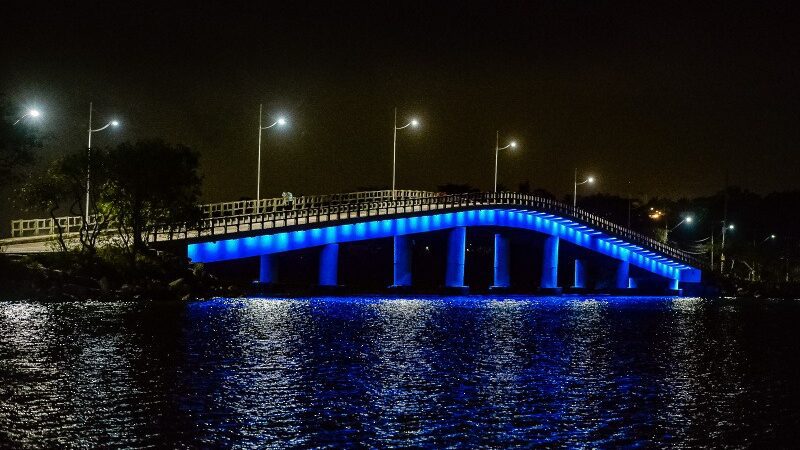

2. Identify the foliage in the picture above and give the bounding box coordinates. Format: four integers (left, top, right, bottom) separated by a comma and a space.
21, 148, 110, 252
104, 139, 202, 252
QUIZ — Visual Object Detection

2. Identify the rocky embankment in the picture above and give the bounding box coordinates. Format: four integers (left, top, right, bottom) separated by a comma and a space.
0, 250, 243, 301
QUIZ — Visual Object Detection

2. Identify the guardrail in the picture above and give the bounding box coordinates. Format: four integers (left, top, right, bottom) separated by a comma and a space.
147, 191, 706, 269
10, 189, 437, 238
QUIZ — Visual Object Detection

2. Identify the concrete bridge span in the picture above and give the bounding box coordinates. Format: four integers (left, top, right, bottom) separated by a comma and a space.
182, 193, 703, 294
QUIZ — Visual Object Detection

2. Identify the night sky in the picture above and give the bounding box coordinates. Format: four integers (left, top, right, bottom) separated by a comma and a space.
3, 1, 799, 203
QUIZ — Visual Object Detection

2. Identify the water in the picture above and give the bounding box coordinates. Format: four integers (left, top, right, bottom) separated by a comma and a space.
1, 296, 799, 448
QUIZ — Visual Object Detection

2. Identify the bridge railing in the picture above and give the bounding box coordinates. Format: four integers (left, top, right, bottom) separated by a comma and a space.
147, 191, 706, 268
9, 189, 437, 238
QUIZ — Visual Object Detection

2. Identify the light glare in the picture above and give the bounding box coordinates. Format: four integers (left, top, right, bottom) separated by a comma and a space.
111, 120, 120, 127
277, 117, 287, 126
510, 141, 517, 148
587, 176, 595, 183
410, 119, 419, 127
29, 109, 41, 118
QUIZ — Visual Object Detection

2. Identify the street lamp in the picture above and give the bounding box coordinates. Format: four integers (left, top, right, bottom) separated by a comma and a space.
761, 234, 776, 244
573, 169, 595, 208
666, 215, 693, 240
13, 109, 41, 125
85, 102, 120, 222
493, 131, 517, 193
392, 108, 419, 200
256, 103, 288, 210
719, 222, 735, 271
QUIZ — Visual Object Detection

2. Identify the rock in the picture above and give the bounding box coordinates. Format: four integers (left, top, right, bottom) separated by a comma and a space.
192, 263, 206, 278
98, 277, 112, 293
168, 278, 188, 293
61, 283, 90, 298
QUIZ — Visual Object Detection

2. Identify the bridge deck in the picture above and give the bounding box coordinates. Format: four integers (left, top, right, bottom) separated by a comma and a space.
1, 191, 705, 274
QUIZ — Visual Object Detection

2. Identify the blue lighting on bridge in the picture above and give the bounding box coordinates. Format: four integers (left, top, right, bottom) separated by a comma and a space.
187, 208, 701, 282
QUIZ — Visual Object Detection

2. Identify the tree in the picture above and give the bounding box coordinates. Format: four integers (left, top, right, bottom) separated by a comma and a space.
21, 148, 110, 252
104, 139, 202, 252
0, 98, 41, 189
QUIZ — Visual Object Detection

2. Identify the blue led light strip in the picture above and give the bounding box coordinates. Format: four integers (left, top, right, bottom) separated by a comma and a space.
187, 209, 701, 282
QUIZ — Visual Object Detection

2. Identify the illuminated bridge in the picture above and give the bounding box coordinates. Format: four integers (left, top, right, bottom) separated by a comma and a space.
3, 190, 704, 294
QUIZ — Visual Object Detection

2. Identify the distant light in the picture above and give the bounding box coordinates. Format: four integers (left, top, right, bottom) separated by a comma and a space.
410, 119, 419, 127
111, 120, 120, 127
728, 224, 735, 230
29, 109, 41, 118
277, 117, 287, 126
510, 141, 517, 148
685, 216, 694, 223
771, 234, 776, 239
587, 176, 595, 183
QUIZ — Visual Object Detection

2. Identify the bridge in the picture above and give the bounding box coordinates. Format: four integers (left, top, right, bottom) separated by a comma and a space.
2, 190, 704, 294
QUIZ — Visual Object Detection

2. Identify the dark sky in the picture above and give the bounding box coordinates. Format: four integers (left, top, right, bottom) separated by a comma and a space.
3, 1, 799, 202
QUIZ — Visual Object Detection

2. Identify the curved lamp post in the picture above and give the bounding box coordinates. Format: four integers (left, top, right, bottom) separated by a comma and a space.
392, 108, 419, 199
573, 169, 595, 208
494, 131, 517, 192
85, 102, 120, 221
13, 109, 41, 125
666, 215, 693, 240
256, 104, 287, 210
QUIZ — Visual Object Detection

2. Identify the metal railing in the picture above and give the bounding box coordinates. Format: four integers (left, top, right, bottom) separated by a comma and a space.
147, 191, 706, 269
9, 189, 436, 238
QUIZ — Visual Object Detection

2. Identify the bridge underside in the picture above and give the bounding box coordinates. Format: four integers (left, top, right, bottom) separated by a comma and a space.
188, 208, 702, 291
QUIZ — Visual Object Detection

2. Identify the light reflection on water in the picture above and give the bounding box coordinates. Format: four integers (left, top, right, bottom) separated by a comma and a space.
1, 296, 799, 447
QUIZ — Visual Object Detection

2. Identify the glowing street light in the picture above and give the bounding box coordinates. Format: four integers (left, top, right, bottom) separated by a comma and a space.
392, 108, 420, 199
13, 109, 41, 125
493, 131, 518, 193
761, 234, 776, 243
666, 214, 694, 240
256, 103, 288, 209
573, 169, 595, 208
85, 102, 120, 222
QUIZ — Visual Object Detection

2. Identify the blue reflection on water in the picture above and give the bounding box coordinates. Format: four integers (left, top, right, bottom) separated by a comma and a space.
1, 296, 799, 447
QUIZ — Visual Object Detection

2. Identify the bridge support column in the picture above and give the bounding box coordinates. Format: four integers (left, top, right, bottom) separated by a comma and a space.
445, 227, 467, 290
490, 233, 510, 290
392, 235, 412, 287
259, 254, 278, 284
615, 260, 631, 290
668, 278, 680, 292
540, 235, 560, 292
319, 243, 339, 287
573, 259, 586, 289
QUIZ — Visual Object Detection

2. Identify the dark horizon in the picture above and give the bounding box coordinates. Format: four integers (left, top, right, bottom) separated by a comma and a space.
3, 1, 799, 203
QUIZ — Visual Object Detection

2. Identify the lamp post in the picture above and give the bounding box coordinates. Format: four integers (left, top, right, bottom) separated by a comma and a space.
13, 109, 41, 125
720, 222, 734, 272
573, 169, 595, 208
392, 108, 419, 200
85, 102, 120, 222
256, 104, 287, 210
493, 131, 517, 193
665, 215, 693, 241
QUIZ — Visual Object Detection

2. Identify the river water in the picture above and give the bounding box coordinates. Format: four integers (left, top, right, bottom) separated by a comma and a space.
1, 296, 798, 448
